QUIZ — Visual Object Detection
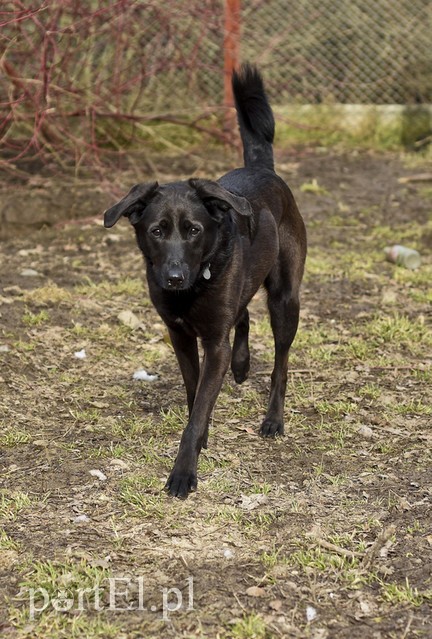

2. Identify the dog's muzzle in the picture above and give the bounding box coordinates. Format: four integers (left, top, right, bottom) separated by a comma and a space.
166, 265, 186, 290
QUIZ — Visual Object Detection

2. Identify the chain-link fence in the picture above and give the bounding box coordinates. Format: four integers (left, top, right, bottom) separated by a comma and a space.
242, 0, 432, 104
1, 1, 431, 170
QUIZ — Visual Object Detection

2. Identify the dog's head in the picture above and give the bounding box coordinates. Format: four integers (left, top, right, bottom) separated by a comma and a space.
104, 179, 252, 291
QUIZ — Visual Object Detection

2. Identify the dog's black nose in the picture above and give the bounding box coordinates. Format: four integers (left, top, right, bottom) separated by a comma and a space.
167, 269, 185, 289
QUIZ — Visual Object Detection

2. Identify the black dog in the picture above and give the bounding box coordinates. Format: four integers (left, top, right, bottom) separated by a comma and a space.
104, 64, 307, 498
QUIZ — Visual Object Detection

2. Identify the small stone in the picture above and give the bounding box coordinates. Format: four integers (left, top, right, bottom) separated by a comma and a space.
73, 514, 89, 523
20, 268, 40, 277
246, 586, 266, 597
357, 424, 374, 439
89, 469, 107, 481
306, 605, 317, 622
105, 234, 121, 244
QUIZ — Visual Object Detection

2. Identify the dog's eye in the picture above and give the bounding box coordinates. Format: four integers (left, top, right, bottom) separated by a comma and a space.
151, 227, 162, 238
189, 226, 201, 237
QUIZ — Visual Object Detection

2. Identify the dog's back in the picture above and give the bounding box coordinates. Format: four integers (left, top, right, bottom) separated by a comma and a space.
232, 64, 275, 172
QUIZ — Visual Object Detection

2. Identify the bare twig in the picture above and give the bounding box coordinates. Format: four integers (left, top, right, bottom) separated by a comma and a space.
362, 524, 396, 569
310, 536, 363, 559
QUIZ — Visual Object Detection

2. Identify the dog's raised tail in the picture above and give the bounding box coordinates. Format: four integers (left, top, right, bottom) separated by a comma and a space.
232, 63, 275, 171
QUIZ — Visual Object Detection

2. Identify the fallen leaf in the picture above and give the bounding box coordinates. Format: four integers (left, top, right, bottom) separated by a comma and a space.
240, 494, 269, 511
118, 310, 143, 330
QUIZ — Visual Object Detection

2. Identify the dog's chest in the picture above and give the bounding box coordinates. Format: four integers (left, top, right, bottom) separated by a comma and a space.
163, 294, 226, 339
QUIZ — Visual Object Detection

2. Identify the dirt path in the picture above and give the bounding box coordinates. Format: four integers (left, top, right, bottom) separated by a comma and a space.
1, 149, 431, 638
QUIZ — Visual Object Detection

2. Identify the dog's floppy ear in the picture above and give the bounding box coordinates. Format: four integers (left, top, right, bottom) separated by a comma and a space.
104, 182, 159, 228
189, 179, 252, 218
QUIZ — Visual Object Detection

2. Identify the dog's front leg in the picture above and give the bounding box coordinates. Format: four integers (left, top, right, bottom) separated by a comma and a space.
166, 337, 231, 498
168, 326, 200, 416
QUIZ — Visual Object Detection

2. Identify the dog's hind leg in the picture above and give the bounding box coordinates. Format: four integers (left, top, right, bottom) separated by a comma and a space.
231, 309, 250, 384
260, 254, 302, 436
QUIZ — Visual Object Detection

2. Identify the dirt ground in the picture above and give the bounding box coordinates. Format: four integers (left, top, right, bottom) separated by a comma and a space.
0, 147, 431, 639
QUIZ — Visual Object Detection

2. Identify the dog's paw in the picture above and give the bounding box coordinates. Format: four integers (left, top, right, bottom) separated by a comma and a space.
232, 364, 250, 385
260, 418, 284, 438
231, 355, 250, 384
165, 468, 197, 499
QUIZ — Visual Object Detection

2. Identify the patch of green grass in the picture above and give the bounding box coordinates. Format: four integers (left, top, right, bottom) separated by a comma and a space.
419, 186, 432, 199
315, 399, 358, 417
304, 250, 341, 279
341, 337, 376, 361
365, 313, 431, 349
250, 481, 272, 495
290, 546, 363, 586
338, 250, 381, 280
112, 415, 155, 439
249, 316, 273, 346
393, 399, 432, 416
0, 492, 32, 520
205, 506, 246, 527
406, 520, 425, 535
295, 325, 340, 349
119, 475, 196, 523
18, 558, 111, 601
328, 212, 360, 227
300, 178, 329, 195
13, 340, 36, 352
0, 528, 20, 550
119, 477, 165, 518
411, 368, 432, 383
8, 609, 121, 639
69, 408, 102, 424
275, 105, 404, 151
392, 261, 432, 287
229, 613, 268, 639
359, 383, 381, 400
261, 546, 284, 570
160, 406, 187, 434
0, 429, 31, 447
22, 309, 50, 327
58, 372, 82, 384
223, 389, 264, 419
202, 474, 239, 495
410, 289, 432, 304
328, 532, 366, 553
10, 559, 118, 637
198, 454, 231, 474
380, 578, 430, 606
23, 284, 72, 306
74, 277, 145, 300
370, 222, 423, 245
88, 443, 129, 459
312, 419, 354, 451
372, 441, 396, 455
